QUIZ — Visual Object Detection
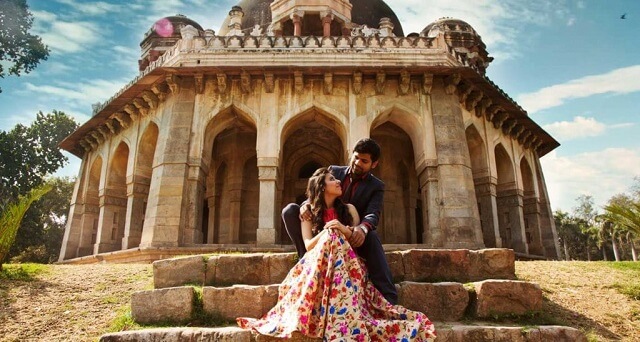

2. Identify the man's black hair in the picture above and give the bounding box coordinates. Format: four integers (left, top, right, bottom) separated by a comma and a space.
353, 138, 381, 162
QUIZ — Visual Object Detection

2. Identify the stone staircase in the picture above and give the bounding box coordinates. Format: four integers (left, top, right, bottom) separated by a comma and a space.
100, 249, 586, 341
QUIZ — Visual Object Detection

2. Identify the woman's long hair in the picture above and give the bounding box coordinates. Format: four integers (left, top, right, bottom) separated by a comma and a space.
306, 167, 353, 235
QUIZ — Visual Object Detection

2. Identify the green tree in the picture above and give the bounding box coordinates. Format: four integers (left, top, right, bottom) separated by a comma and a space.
0, 0, 49, 93
554, 210, 589, 260
604, 199, 640, 261
0, 184, 51, 270
9, 177, 75, 263
0, 110, 78, 207
573, 195, 600, 261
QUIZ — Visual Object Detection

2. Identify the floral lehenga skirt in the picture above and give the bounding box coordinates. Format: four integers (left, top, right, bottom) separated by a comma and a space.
237, 231, 436, 341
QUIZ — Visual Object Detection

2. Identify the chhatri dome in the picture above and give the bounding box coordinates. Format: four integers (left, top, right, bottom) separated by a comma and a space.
218, 0, 404, 37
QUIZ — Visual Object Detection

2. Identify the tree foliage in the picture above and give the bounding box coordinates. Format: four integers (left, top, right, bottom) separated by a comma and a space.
0, 183, 51, 270
0, 110, 78, 208
9, 177, 74, 263
0, 0, 49, 92
0, 111, 78, 263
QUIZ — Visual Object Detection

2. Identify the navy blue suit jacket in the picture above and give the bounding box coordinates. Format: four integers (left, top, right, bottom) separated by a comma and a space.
328, 165, 384, 230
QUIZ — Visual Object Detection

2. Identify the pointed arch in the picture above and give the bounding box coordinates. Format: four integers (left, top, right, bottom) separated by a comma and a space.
279, 103, 348, 151
77, 156, 103, 257
201, 105, 258, 244
371, 121, 419, 243
369, 103, 426, 165
279, 107, 345, 243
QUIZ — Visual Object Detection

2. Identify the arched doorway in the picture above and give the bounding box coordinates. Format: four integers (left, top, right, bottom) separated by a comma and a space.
371, 121, 419, 244
279, 109, 345, 244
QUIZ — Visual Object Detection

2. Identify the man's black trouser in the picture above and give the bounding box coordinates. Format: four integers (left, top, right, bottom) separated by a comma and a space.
281, 203, 398, 305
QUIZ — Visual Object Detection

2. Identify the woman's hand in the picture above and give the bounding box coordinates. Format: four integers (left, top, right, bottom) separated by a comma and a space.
323, 219, 352, 237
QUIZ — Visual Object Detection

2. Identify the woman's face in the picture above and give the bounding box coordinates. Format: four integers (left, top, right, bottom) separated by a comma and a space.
323, 173, 342, 196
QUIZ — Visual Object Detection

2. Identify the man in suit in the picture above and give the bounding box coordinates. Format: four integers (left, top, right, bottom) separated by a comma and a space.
281, 138, 397, 304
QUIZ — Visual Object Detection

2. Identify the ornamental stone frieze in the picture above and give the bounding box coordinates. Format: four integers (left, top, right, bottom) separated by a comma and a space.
142, 90, 159, 109
445, 73, 461, 95
101, 194, 128, 207
258, 166, 278, 181
84, 204, 100, 214
166, 74, 179, 93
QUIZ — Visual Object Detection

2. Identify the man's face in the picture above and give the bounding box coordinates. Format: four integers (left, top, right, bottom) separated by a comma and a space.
350, 151, 378, 176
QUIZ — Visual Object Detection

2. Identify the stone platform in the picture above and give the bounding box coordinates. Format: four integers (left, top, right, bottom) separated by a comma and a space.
101, 249, 586, 341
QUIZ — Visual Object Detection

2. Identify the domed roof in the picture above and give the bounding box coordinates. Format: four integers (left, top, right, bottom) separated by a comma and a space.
220, 0, 404, 37
420, 17, 477, 38
142, 14, 204, 42
420, 17, 492, 74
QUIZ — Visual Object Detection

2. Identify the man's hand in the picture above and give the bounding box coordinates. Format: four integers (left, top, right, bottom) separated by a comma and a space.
349, 226, 366, 247
299, 204, 312, 221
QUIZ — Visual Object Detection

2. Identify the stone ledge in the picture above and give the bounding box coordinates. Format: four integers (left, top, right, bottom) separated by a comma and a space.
99, 325, 586, 342
152, 248, 515, 288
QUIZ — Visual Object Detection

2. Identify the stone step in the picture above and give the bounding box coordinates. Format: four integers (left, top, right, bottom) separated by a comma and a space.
153, 248, 515, 289
131, 280, 541, 324
99, 324, 587, 342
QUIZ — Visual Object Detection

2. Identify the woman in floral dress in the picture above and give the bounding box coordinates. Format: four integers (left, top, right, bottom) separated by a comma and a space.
238, 167, 436, 341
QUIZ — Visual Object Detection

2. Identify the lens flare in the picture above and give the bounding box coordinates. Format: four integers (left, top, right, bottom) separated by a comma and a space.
154, 18, 174, 38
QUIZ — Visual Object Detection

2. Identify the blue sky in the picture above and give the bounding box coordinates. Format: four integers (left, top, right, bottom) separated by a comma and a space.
1, 0, 638, 213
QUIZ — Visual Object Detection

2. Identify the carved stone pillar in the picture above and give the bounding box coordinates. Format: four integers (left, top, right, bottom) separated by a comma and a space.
122, 178, 149, 249
418, 165, 441, 246
94, 191, 127, 253
58, 158, 88, 261
140, 77, 196, 248
428, 77, 484, 248
496, 189, 528, 254
257, 161, 279, 245
523, 196, 544, 255
292, 13, 303, 36
474, 176, 501, 248
321, 12, 333, 37
181, 165, 206, 244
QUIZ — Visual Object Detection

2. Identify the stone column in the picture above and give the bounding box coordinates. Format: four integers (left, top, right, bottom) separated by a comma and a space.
257, 159, 279, 245
428, 77, 484, 248
140, 77, 196, 248
496, 189, 528, 254
418, 163, 442, 246
321, 12, 333, 37
474, 176, 501, 248
523, 196, 544, 255
94, 191, 127, 253
58, 157, 88, 261
291, 12, 303, 36
122, 178, 149, 249
181, 164, 206, 244
534, 157, 561, 258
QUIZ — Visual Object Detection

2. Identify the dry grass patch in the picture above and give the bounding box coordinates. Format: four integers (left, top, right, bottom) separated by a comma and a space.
0, 260, 638, 341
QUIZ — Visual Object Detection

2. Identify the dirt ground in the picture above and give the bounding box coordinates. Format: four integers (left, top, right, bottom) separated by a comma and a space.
0, 261, 638, 341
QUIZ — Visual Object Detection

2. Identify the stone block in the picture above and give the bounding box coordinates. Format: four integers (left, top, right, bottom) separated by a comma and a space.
396, 281, 468, 321
526, 326, 587, 342
401, 249, 471, 282
472, 280, 542, 318
99, 327, 252, 342
468, 249, 515, 281
203, 285, 271, 320
153, 255, 205, 288
131, 287, 194, 324
385, 251, 405, 282
267, 253, 297, 283
208, 253, 270, 285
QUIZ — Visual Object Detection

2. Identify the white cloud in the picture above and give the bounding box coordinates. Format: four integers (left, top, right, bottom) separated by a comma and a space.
517, 65, 640, 113
387, 0, 573, 61
541, 148, 640, 212
33, 12, 104, 53
55, 0, 124, 16
542, 116, 606, 141
22, 78, 129, 117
